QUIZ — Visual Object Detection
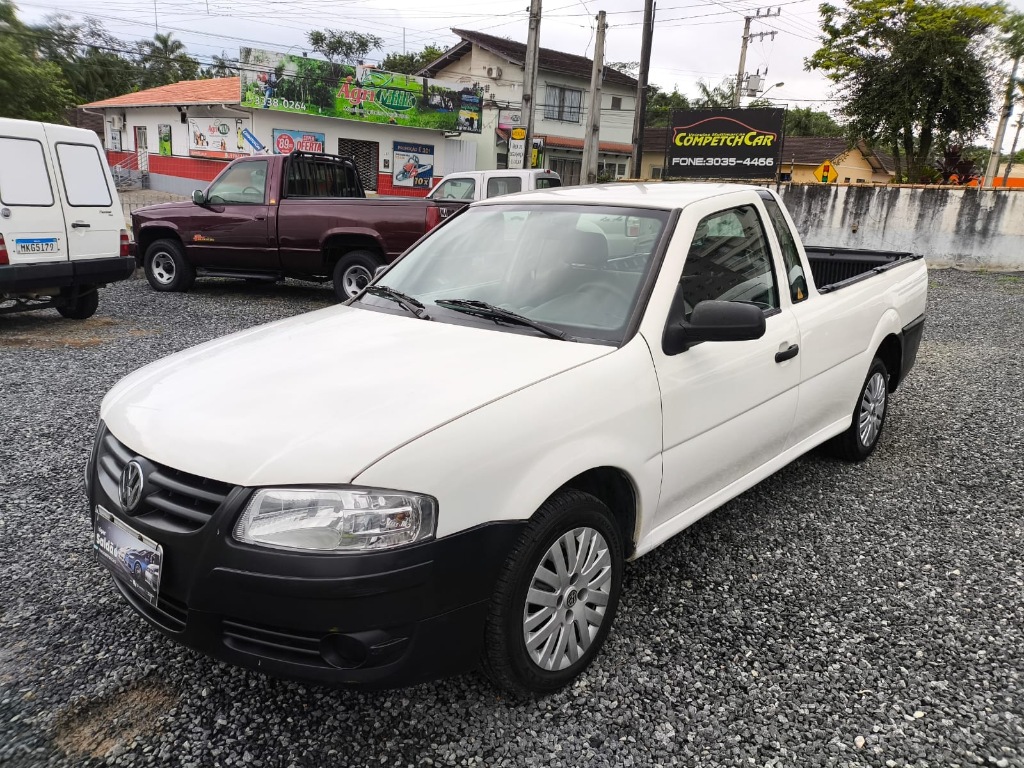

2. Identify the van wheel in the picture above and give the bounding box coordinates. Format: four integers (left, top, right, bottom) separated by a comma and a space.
332, 250, 380, 301
482, 490, 623, 696
145, 239, 194, 292
56, 286, 99, 320
829, 357, 889, 461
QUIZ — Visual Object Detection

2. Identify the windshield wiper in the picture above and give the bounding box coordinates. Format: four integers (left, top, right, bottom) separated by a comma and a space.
362, 285, 430, 319
433, 298, 572, 341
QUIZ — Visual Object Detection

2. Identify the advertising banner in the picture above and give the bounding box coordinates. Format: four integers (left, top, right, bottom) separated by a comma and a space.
498, 109, 523, 131
664, 109, 785, 179
240, 47, 484, 133
393, 141, 434, 189
188, 117, 251, 160
272, 129, 326, 154
157, 124, 172, 156
508, 127, 526, 169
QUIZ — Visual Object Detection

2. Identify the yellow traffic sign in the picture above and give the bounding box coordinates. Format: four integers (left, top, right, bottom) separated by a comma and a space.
813, 160, 838, 183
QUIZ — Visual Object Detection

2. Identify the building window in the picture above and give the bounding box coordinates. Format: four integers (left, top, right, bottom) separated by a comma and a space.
611, 96, 622, 111
550, 157, 582, 185
651, 167, 663, 179
616, 163, 626, 176
338, 138, 379, 192
497, 152, 508, 169
544, 85, 583, 123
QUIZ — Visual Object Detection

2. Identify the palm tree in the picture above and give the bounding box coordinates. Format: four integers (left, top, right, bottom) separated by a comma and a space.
146, 32, 185, 61
140, 32, 198, 87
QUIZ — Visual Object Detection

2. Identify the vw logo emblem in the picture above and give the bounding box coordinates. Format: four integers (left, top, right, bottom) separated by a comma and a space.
119, 461, 144, 512
565, 589, 578, 608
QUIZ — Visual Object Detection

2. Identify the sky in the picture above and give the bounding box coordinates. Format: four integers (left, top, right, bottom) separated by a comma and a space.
15, 0, 1024, 148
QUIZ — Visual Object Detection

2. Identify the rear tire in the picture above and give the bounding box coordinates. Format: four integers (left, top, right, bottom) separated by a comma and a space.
829, 357, 889, 462
332, 250, 381, 301
144, 238, 194, 292
56, 286, 99, 320
481, 490, 623, 696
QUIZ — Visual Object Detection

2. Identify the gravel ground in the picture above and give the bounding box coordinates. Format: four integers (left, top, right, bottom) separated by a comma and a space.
1, 268, 1022, 768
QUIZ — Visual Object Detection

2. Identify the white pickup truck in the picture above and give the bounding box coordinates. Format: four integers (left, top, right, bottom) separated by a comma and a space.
88, 184, 926, 695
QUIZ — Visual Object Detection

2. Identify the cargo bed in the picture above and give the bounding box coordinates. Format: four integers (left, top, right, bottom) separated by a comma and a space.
804, 246, 922, 293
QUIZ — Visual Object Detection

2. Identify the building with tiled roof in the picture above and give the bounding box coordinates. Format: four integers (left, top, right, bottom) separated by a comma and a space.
419, 28, 641, 183
83, 78, 241, 109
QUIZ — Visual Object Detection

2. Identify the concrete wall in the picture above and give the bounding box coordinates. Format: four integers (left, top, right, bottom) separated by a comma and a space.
778, 184, 1024, 270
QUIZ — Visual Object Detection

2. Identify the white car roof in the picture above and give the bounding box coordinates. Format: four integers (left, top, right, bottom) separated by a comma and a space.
474, 182, 764, 210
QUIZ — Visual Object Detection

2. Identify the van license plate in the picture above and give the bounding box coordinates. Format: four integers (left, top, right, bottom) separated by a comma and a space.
15, 238, 58, 253
94, 505, 163, 607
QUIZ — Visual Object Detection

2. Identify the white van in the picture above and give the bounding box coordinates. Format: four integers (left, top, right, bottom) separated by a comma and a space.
427, 169, 561, 202
0, 118, 134, 319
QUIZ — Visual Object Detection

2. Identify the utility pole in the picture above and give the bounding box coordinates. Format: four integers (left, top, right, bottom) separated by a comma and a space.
1002, 117, 1023, 185
520, 0, 543, 170
732, 9, 779, 108
630, 0, 655, 178
154, 0, 159, 34
983, 54, 1020, 187
582, 11, 607, 185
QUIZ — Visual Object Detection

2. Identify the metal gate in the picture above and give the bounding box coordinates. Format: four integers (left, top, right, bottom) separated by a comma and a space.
338, 138, 379, 192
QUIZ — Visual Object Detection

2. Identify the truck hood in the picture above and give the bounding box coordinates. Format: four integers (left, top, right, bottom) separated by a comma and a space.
101, 306, 611, 487
133, 201, 194, 218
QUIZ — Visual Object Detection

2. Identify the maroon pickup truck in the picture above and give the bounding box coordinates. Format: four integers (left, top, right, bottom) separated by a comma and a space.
131, 152, 453, 299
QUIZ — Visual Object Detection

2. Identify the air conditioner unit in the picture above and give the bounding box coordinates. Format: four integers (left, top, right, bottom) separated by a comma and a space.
110, 115, 124, 130
495, 67, 502, 79
486, 67, 494, 77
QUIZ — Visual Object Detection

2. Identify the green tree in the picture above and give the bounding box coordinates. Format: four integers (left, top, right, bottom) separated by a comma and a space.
691, 78, 735, 108
784, 107, 844, 137
307, 29, 383, 65
201, 52, 237, 79
0, 2, 74, 120
808, 0, 1003, 182
140, 32, 199, 88
645, 85, 690, 127
380, 44, 446, 74
29, 14, 142, 103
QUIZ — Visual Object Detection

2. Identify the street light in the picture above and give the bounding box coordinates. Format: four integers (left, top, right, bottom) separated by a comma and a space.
760, 82, 785, 98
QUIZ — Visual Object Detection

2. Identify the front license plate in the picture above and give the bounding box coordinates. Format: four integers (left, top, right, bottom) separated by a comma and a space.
94, 505, 163, 607
15, 238, 58, 253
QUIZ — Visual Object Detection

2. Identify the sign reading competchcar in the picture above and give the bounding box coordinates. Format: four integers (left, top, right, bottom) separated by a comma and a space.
664, 108, 784, 180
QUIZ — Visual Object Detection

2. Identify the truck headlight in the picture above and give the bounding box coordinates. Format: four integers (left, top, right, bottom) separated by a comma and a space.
233, 488, 437, 552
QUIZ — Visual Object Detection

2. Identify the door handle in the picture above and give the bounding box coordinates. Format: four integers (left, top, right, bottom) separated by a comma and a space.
254, 216, 267, 221
775, 344, 799, 363
71, 222, 91, 228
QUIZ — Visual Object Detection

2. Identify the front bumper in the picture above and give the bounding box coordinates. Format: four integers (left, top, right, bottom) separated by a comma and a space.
87, 426, 525, 688
1, 256, 135, 295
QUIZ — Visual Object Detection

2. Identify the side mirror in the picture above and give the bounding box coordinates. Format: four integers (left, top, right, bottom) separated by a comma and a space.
662, 300, 767, 355
373, 265, 388, 278
191, 189, 207, 205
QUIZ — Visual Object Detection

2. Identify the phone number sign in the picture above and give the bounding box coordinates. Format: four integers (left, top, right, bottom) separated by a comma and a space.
664, 109, 784, 180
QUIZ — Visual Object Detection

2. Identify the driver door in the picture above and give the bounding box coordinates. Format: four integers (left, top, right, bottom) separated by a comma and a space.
187, 159, 273, 271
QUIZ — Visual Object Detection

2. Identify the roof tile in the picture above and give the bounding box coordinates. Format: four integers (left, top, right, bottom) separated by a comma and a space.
82, 78, 240, 108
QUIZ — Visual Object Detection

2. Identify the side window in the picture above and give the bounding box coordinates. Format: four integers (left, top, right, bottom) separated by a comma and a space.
759, 196, 808, 303
0, 137, 54, 206
677, 206, 780, 318
56, 143, 113, 207
535, 177, 561, 189
433, 178, 475, 200
486, 176, 522, 198
207, 160, 268, 204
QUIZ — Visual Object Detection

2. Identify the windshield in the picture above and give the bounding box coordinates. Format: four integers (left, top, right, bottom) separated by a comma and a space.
372, 204, 670, 344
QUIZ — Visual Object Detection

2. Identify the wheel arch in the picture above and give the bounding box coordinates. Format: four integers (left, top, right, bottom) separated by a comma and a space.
555, 467, 639, 559
321, 230, 387, 269
875, 332, 903, 392
136, 225, 182, 260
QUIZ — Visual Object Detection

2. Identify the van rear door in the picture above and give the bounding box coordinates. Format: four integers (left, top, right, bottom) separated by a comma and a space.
44, 124, 121, 261
0, 121, 68, 266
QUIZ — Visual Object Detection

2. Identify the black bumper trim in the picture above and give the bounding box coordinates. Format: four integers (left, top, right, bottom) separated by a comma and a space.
208, 560, 433, 599
1, 256, 134, 293
900, 313, 925, 386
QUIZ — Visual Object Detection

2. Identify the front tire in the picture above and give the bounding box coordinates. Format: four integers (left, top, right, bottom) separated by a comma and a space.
829, 357, 889, 461
56, 286, 99, 320
332, 250, 381, 301
144, 238, 194, 292
482, 490, 623, 696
